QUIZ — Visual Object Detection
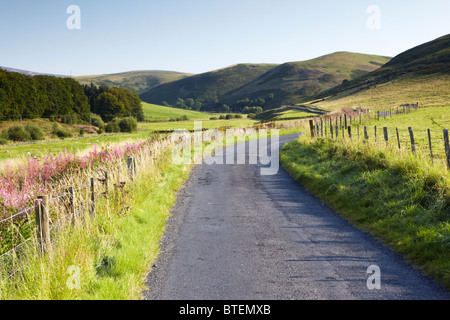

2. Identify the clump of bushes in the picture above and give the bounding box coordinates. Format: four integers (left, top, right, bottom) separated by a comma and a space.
90, 113, 105, 130
25, 124, 45, 141
7, 124, 45, 142
7, 125, 30, 142
118, 117, 138, 133
51, 123, 72, 139
105, 117, 138, 133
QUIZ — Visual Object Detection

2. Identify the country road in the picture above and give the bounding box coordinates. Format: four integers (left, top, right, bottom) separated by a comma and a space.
144, 133, 449, 300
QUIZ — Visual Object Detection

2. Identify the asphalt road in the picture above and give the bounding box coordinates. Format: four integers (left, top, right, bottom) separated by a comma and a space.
144, 133, 449, 300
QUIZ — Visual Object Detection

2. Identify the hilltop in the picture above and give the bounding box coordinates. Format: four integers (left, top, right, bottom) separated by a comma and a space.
139, 53, 390, 112
222, 52, 391, 108
139, 63, 278, 110
74, 70, 194, 95
305, 34, 450, 111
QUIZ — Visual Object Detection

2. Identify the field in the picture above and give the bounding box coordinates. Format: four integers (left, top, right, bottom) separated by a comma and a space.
0, 110, 257, 163
141, 102, 213, 121
308, 73, 450, 112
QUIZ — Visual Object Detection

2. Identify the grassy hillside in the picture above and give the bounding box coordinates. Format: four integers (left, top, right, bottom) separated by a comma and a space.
75, 70, 193, 94
139, 63, 278, 107
254, 105, 325, 122
306, 34, 450, 111
141, 102, 212, 121
223, 52, 391, 108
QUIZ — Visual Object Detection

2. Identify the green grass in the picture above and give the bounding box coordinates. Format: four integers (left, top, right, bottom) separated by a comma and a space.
280, 136, 450, 289
141, 102, 213, 121
0, 143, 192, 299
0, 130, 149, 162
308, 73, 450, 112
139, 118, 258, 132
342, 105, 450, 161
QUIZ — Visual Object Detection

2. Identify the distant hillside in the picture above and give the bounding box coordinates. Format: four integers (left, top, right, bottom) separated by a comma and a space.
139, 53, 390, 112
0, 66, 68, 78
306, 34, 450, 111
221, 52, 391, 108
75, 70, 193, 94
139, 64, 278, 109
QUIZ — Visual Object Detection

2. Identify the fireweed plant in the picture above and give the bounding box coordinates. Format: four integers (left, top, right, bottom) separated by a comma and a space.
0, 140, 146, 253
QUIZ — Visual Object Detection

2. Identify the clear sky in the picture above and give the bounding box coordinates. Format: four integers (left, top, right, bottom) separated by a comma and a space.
0, 0, 449, 76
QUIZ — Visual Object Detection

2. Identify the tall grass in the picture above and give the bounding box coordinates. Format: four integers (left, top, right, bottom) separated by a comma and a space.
280, 134, 450, 289
0, 136, 191, 299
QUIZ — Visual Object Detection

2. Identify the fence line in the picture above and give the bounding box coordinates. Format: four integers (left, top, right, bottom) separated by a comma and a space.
308, 109, 450, 171
0, 125, 267, 276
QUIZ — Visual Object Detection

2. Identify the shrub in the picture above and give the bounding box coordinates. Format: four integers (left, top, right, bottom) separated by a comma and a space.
118, 117, 138, 133
105, 119, 121, 133
209, 117, 218, 120
225, 114, 232, 120
7, 125, 31, 141
234, 114, 243, 118
90, 113, 105, 129
55, 129, 72, 139
248, 113, 256, 119
0, 138, 8, 145
180, 115, 189, 121
25, 124, 45, 141
219, 115, 226, 120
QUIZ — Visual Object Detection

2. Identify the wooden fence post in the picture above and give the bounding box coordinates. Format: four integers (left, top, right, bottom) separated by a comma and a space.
90, 177, 95, 215
383, 127, 388, 144
374, 126, 377, 142
396, 128, 401, 150
104, 171, 109, 198
427, 129, 434, 164
364, 126, 368, 140
335, 117, 338, 139
408, 127, 416, 154
127, 157, 134, 181
320, 118, 323, 137
347, 126, 352, 139
309, 120, 315, 138
330, 118, 334, 139
68, 186, 76, 225
35, 195, 52, 254
444, 129, 450, 170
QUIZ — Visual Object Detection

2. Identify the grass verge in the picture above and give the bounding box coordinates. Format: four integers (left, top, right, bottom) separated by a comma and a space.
280, 136, 450, 289
0, 147, 191, 299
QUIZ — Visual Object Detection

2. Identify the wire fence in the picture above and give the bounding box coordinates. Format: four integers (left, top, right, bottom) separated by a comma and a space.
308, 105, 450, 171
0, 133, 179, 277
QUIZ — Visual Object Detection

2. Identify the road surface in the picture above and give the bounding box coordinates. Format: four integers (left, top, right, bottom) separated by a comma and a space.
144, 133, 449, 300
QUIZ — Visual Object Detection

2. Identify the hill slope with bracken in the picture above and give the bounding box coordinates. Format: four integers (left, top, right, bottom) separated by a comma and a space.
305, 34, 450, 111
139, 63, 278, 109
221, 52, 391, 108
139, 53, 390, 111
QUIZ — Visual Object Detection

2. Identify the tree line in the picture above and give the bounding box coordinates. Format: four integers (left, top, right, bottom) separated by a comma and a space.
0, 68, 144, 123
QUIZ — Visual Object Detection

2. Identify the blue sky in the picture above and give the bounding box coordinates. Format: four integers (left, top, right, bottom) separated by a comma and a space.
0, 0, 449, 76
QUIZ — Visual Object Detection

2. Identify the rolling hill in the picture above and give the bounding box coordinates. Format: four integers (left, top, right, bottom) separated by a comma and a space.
221, 52, 391, 108
139, 63, 278, 108
74, 70, 194, 94
305, 34, 450, 111
139, 53, 390, 111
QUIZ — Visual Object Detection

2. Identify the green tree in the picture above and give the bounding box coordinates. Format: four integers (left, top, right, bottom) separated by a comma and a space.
95, 92, 124, 122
